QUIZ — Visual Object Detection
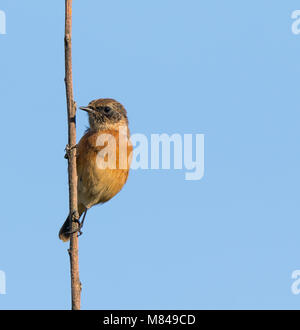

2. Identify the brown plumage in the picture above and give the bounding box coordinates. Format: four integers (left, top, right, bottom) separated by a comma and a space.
59, 98, 132, 242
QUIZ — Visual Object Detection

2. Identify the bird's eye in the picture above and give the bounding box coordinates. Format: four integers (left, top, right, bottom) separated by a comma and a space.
103, 107, 111, 113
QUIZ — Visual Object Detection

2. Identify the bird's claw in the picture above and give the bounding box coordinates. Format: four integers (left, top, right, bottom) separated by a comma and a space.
64, 144, 77, 159
66, 211, 83, 236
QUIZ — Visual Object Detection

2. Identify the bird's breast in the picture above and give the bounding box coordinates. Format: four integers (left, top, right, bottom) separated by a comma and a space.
76, 128, 132, 208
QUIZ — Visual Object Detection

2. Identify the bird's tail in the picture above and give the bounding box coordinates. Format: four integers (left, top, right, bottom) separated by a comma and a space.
58, 217, 72, 242
59, 205, 85, 242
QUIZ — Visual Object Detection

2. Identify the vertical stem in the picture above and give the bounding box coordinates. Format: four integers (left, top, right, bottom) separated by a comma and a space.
64, 0, 81, 310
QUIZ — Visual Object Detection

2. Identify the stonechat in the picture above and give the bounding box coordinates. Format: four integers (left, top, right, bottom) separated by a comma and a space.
59, 98, 132, 242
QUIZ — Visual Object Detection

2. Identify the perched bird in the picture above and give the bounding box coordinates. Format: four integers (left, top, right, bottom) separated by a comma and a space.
59, 98, 132, 242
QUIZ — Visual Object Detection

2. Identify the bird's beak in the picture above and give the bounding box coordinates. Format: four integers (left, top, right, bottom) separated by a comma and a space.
79, 106, 96, 114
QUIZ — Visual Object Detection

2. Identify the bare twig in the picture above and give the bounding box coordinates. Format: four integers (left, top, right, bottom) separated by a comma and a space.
64, 0, 81, 310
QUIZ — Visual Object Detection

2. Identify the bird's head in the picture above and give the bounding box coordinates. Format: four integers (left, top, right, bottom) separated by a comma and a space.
80, 98, 128, 131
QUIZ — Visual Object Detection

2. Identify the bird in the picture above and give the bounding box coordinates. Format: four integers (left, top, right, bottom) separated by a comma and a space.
59, 98, 132, 242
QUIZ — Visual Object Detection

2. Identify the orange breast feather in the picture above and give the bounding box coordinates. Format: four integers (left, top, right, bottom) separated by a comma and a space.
76, 129, 132, 210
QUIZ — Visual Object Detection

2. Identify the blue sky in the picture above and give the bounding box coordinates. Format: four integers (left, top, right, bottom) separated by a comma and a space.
0, 0, 300, 309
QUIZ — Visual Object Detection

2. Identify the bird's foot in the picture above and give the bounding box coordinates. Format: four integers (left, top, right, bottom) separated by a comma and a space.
64, 144, 77, 159
67, 211, 83, 237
